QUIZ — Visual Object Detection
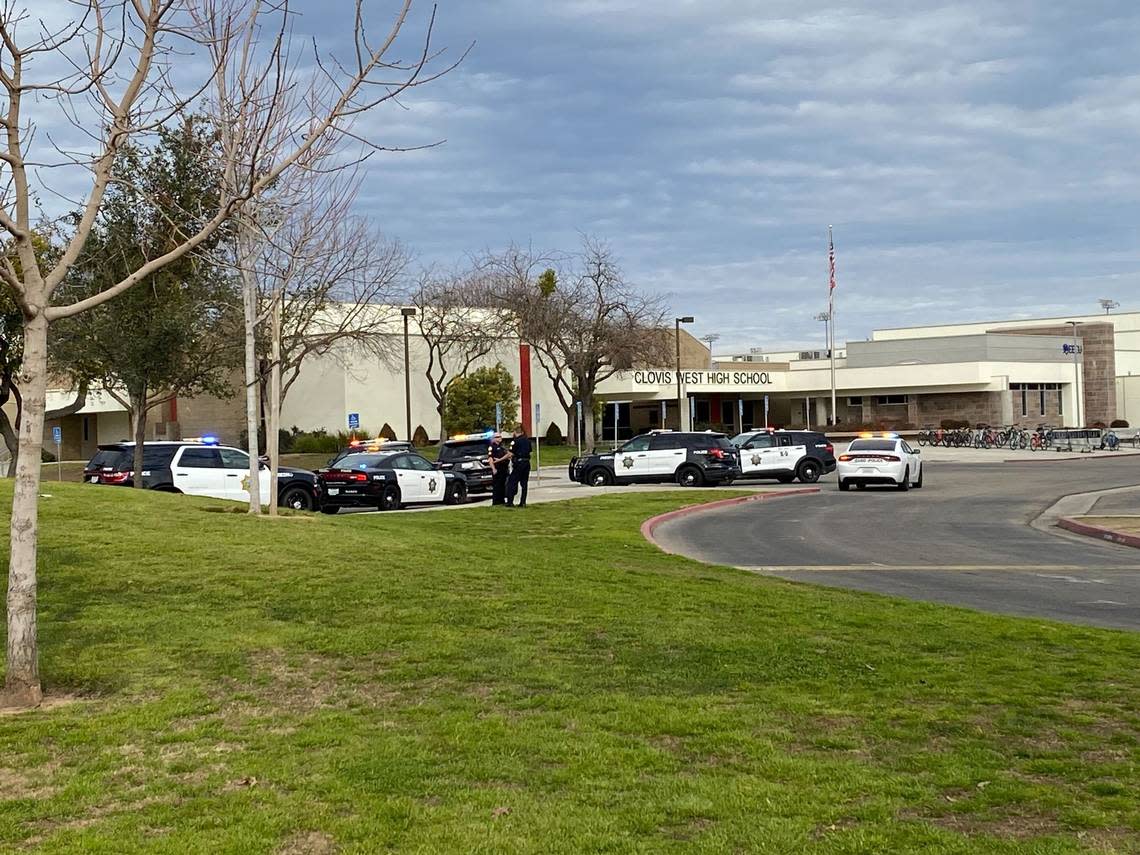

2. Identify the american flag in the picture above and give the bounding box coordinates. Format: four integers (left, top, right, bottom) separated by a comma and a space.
828, 226, 836, 292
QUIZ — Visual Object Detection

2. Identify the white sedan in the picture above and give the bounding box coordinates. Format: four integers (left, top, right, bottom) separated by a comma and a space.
836, 434, 924, 491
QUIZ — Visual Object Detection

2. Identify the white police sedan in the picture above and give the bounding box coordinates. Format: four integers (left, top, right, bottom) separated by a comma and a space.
836, 434, 924, 491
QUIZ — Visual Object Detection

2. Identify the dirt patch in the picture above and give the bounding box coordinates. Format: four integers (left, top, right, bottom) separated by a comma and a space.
903, 807, 1063, 840
0, 693, 85, 717
0, 761, 59, 800
276, 830, 338, 854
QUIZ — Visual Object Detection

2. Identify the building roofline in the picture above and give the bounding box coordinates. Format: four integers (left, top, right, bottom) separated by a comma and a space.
873, 310, 1138, 334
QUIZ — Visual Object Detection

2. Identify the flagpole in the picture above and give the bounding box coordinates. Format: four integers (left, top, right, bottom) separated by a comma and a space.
828, 225, 837, 426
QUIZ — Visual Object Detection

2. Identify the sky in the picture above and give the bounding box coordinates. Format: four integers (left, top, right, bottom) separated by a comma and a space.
23, 1, 1140, 353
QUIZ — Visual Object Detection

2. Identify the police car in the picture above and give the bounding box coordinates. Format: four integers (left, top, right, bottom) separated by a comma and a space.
328, 437, 414, 466
731, 429, 836, 484
317, 449, 468, 513
85, 438, 321, 510
836, 433, 925, 491
570, 430, 740, 487
434, 431, 496, 494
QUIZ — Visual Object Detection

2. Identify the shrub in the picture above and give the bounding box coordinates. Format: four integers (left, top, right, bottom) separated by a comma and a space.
412, 425, 430, 447
545, 421, 564, 445
1110, 419, 1129, 428
290, 430, 340, 454
1090, 420, 1107, 430
378, 423, 398, 441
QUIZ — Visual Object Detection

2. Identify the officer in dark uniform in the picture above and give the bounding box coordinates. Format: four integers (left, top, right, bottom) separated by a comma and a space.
506, 425, 531, 507
488, 432, 511, 506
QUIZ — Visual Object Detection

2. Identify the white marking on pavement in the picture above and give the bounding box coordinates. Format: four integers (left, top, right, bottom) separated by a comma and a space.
1079, 600, 1129, 606
1035, 574, 1108, 584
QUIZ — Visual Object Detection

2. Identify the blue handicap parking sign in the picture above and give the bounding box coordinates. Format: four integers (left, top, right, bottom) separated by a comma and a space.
347, 412, 360, 430
52, 426, 62, 444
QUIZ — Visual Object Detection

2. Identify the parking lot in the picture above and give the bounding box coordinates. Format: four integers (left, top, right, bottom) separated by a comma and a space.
651, 457, 1140, 630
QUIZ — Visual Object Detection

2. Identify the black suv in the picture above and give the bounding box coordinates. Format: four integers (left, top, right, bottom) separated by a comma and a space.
435, 436, 494, 494
85, 441, 321, 510
570, 431, 741, 488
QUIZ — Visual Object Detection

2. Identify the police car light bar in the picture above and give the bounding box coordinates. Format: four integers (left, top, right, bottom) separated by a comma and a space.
881, 432, 900, 439
452, 430, 496, 441
185, 435, 220, 445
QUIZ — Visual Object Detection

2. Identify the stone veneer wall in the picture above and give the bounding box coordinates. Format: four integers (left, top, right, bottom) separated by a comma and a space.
997, 323, 1116, 425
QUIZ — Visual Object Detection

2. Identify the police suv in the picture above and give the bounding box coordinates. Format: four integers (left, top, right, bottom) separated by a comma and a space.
570, 430, 740, 487
730, 429, 836, 484
85, 438, 321, 510
433, 431, 496, 494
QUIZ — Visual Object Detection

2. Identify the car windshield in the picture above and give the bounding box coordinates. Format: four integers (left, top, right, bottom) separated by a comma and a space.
439, 440, 489, 461
730, 433, 757, 448
847, 439, 898, 452
712, 436, 735, 450
334, 452, 396, 469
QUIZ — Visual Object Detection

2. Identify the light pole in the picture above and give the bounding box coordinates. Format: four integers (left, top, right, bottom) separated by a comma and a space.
675, 316, 694, 429
401, 307, 416, 441
699, 333, 720, 369
1067, 320, 1082, 427
1099, 298, 1119, 315
814, 311, 830, 356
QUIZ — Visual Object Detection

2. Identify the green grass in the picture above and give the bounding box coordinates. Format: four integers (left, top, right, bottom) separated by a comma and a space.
1, 483, 1138, 853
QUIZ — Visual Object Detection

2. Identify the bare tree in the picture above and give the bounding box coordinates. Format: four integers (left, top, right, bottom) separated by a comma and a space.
0, 0, 460, 709
489, 240, 669, 449
412, 268, 508, 440
251, 171, 409, 514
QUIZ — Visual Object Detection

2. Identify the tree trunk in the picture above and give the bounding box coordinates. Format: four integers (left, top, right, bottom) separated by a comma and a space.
1, 409, 18, 478
239, 239, 262, 515
581, 391, 597, 450
4, 312, 47, 708
130, 386, 148, 489
267, 289, 282, 516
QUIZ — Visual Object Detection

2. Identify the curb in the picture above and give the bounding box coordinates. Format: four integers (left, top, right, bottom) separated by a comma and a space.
1056, 517, 1140, 550
1002, 451, 1140, 464
641, 487, 820, 554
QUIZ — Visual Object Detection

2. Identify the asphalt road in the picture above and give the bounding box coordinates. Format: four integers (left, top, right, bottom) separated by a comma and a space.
652, 458, 1140, 630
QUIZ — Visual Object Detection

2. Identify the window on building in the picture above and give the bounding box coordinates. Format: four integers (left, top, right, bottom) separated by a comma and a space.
846, 396, 863, 406
1020, 388, 1027, 417
694, 400, 710, 424
82, 417, 90, 442
1039, 388, 1046, 416
721, 400, 734, 425
1058, 389, 1063, 415
875, 394, 908, 406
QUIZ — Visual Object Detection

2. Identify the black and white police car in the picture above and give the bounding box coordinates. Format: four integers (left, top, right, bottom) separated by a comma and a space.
570, 430, 740, 488
84, 437, 321, 510
730, 429, 836, 484
317, 449, 468, 513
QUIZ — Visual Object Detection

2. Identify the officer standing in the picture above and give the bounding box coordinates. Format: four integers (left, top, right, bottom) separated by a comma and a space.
488, 432, 511, 506
506, 425, 532, 508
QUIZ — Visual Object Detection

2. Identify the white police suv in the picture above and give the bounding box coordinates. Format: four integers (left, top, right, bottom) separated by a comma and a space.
836, 433, 924, 491
570, 430, 740, 488
731, 429, 836, 484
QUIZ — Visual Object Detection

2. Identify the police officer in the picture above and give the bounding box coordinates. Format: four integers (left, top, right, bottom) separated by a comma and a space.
488, 432, 511, 506
506, 425, 531, 508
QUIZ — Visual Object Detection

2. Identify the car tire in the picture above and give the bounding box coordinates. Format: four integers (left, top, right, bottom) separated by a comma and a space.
587, 468, 612, 487
676, 465, 705, 488
915, 466, 924, 488
838, 479, 850, 491
897, 467, 910, 491
445, 481, 467, 505
319, 505, 340, 515
380, 484, 402, 511
796, 459, 821, 484
280, 486, 313, 511
776, 474, 795, 484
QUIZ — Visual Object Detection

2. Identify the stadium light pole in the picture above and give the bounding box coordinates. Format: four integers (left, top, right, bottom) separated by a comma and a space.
1099, 298, 1119, 315
699, 333, 720, 369
676, 316, 694, 429
401, 308, 417, 441
1067, 320, 1082, 428
814, 311, 831, 357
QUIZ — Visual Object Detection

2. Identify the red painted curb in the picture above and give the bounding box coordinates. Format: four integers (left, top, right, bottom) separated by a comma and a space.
1057, 517, 1140, 550
641, 487, 820, 554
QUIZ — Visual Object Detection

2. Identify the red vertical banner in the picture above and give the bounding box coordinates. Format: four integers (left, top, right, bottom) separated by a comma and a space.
519, 343, 533, 434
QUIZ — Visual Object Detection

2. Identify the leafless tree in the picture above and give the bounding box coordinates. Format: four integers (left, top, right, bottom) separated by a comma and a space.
251, 170, 409, 514
0, 0, 462, 709
487, 240, 669, 448
412, 267, 509, 440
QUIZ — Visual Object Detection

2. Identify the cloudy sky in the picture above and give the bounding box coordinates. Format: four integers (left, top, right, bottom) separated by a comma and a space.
25, 1, 1140, 353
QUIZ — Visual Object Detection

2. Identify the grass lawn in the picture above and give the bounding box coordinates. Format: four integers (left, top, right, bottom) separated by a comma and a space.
1, 484, 1138, 853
